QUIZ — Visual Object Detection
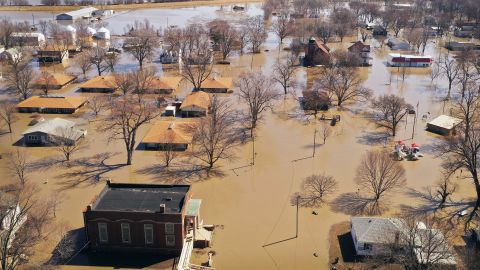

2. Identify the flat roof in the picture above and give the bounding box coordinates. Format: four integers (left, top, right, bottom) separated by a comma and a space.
428, 115, 462, 130
92, 182, 190, 213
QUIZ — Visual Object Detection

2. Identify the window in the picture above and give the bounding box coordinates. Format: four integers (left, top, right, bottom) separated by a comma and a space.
166, 235, 175, 247
363, 243, 372, 250
98, 223, 108, 243
121, 223, 131, 243
165, 223, 174, 234
144, 224, 153, 244
28, 135, 39, 141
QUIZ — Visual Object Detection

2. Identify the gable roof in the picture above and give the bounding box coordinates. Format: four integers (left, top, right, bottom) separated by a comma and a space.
142, 121, 196, 145
199, 77, 233, 89
351, 216, 406, 244
17, 96, 87, 109
180, 91, 210, 111
348, 41, 371, 52
146, 76, 182, 90
34, 73, 77, 87
22, 117, 84, 140
80, 75, 117, 90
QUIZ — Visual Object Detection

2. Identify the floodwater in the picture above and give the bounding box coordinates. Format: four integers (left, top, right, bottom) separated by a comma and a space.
0, 4, 478, 270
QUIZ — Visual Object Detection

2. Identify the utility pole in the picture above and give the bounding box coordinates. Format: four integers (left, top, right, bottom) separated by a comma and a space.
312, 128, 317, 157
412, 101, 419, 139
252, 131, 255, 165
296, 195, 300, 238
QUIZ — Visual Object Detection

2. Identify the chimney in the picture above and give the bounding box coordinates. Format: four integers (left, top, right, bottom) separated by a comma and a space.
159, 204, 166, 213
86, 204, 92, 211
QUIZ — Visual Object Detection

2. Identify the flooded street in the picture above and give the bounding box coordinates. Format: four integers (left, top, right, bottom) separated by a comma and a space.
0, 3, 478, 270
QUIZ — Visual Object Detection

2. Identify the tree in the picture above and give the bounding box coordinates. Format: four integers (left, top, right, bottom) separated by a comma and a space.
0, 183, 55, 270
272, 13, 294, 45
103, 96, 160, 165
246, 15, 267, 53
76, 52, 93, 81
161, 133, 177, 168
89, 47, 110, 76
455, 50, 477, 101
315, 22, 334, 44
404, 28, 422, 52
235, 72, 280, 132
391, 10, 408, 37
355, 150, 406, 204
191, 97, 238, 169
6, 150, 29, 186
208, 19, 238, 60
296, 174, 338, 207
272, 56, 297, 95
318, 66, 371, 107
37, 71, 54, 96
180, 39, 213, 90
87, 95, 109, 117
439, 54, 460, 100
54, 127, 86, 162
114, 72, 135, 95
0, 101, 17, 133
435, 176, 456, 209
5, 55, 34, 100
131, 67, 156, 95
437, 85, 480, 230
371, 94, 413, 137
320, 122, 331, 144
124, 21, 159, 69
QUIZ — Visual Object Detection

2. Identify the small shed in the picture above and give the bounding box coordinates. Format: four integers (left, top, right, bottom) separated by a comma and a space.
95, 27, 111, 40
165, 105, 176, 117
427, 115, 462, 136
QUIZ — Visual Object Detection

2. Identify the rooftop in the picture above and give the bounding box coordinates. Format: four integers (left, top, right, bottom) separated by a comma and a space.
428, 115, 463, 130
351, 216, 406, 244
16, 96, 87, 109
80, 75, 117, 89
142, 121, 196, 145
146, 76, 182, 91
22, 117, 84, 140
199, 77, 233, 89
180, 91, 210, 110
92, 182, 191, 213
34, 73, 77, 87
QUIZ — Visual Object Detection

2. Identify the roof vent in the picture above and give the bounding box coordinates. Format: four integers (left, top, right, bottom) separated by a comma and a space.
159, 204, 166, 213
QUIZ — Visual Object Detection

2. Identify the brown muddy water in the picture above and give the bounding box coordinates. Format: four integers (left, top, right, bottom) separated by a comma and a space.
0, 5, 479, 270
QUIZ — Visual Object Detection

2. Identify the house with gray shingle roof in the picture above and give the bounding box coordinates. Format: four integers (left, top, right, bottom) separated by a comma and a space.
351, 216, 406, 256
22, 117, 86, 145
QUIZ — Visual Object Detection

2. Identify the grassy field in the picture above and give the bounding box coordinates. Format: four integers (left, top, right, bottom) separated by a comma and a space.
0, 0, 262, 12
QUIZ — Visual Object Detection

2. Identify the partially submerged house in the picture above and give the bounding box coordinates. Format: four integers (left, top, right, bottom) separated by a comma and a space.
303, 37, 331, 66
348, 41, 371, 66
427, 115, 462, 136
16, 96, 88, 114
444, 41, 480, 51
80, 75, 117, 93
141, 121, 195, 151
83, 181, 209, 254
372, 25, 387, 36
453, 23, 479, 38
198, 77, 233, 93
11, 32, 46, 47
37, 46, 69, 63
22, 117, 86, 145
142, 76, 182, 94
0, 48, 22, 63
33, 73, 77, 89
0, 203, 27, 249
180, 91, 210, 117
386, 37, 410, 51
388, 54, 432, 67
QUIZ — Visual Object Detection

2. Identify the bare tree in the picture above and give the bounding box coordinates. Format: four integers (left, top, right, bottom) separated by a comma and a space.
5, 55, 35, 100
103, 96, 161, 165
208, 19, 238, 61
439, 53, 459, 100
371, 94, 413, 137
0, 183, 55, 270
37, 71, 54, 96
318, 66, 371, 107
272, 13, 294, 45
114, 72, 135, 95
76, 52, 93, 81
404, 28, 422, 52
87, 95, 109, 117
54, 127, 86, 162
272, 57, 297, 95
246, 15, 267, 53
0, 101, 17, 133
435, 176, 457, 209
131, 67, 156, 95
191, 97, 238, 169
355, 150, 406, 204
49, 221, 76, 264
320, 123, 331, 144
161, 133, 177, 168
315, 22, 334, 44
6, 150, 29, 185
124, 22, 159, 69
455, 50, 477, 101
235, 72, 280, 133
89, 47, 110, 76
296, 174, 338, 207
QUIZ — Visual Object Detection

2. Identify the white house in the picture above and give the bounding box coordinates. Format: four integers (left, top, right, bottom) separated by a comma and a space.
95, 27, 111, 40
56, 7, 98, 21
11, 32, 46, 47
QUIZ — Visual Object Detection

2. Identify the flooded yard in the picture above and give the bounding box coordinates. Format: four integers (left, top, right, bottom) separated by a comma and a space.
0, 3, 478, 270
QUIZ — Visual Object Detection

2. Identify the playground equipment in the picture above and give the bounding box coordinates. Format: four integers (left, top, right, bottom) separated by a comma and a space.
392, 141, 424, 161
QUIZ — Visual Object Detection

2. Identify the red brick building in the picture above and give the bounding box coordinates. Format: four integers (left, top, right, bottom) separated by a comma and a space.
303, 37, 331, 67
83, 182, 203, 255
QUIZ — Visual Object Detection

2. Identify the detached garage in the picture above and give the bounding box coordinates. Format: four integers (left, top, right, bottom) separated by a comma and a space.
427, 115, 462, 136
